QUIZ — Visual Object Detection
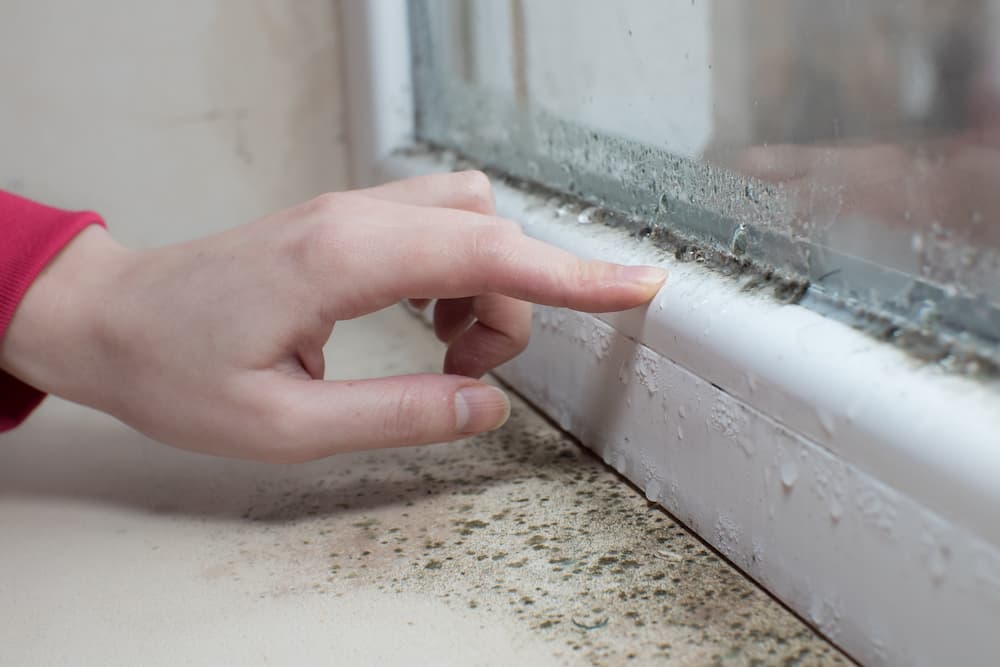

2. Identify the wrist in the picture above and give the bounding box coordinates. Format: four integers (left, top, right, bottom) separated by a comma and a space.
0, 225, 134, 406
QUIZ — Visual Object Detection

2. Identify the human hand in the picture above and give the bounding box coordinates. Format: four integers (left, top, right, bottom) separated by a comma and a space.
0, 172, 666, 462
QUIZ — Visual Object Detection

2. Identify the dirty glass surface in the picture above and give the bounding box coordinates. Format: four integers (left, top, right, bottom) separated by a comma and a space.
409, 0, 1000, 371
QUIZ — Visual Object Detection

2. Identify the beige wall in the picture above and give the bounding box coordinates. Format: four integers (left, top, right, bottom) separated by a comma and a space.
0, 1, 350, 247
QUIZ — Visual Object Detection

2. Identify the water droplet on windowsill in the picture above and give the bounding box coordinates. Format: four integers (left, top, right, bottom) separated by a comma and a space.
829, 498, 843, 523
817, 409, 836, 437
577, 206, 599, 224
780, 460, 798, 491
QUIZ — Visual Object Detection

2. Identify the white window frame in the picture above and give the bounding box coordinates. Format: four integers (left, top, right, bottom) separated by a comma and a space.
343, 5, 1000, 665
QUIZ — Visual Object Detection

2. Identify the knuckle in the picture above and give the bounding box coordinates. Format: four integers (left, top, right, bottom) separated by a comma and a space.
286, 205, 358, 280
380, 386, 426, 444
306, 191, 345, 217
467, 228, 515, 283
469, 223, 518, 262
546, 259, 596, 307
244, 392, 312, 463
306, 216, 346, 256
509, 322, 531, 353
494, 216, 522, 235
453, 170, 495, 214
573, 258, 604, 285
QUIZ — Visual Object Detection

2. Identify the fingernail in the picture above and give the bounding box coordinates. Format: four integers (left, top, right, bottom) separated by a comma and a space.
620, 265, 668, 286
455, 385, 511, 434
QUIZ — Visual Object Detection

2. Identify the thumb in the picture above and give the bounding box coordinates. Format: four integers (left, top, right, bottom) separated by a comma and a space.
263, 375, 511, 461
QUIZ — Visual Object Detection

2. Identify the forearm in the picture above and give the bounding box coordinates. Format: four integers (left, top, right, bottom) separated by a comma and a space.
0, 190, 112, 429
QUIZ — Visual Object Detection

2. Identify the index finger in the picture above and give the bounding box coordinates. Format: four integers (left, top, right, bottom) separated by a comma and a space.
329, 199, 667, 317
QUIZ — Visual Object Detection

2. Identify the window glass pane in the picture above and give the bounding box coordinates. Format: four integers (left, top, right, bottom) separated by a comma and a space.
409, 0, 1000, 371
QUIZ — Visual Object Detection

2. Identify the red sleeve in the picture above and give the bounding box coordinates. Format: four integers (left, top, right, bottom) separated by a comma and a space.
0, 190, 106, 432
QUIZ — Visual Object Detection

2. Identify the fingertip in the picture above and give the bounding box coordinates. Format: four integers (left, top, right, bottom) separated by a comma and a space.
454, 384, 511, 434
619, 265, 668, 288
614, 265, 667, 307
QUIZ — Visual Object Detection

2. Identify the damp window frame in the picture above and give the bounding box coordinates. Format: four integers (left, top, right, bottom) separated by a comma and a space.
342, 4, 1000, 666
410, 0, 1000, 372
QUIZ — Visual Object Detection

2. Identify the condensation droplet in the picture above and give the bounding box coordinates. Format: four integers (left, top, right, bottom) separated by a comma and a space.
917, 300, 939, 328
830, 497, 843, 522
730, 224, 749, 255
746, 373, 758, 393
645, 479, 662, 503
677, 405, 687, 420
577, 206, 599, 224
780, 460, 799, 490
557, 411, 572, 431
911, 233, 924, 253
676, 425, 684, 441
925, 540, 951, 585
817, 409, 836, 437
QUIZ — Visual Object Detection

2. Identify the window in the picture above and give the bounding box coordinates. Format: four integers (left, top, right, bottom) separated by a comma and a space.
409, 0, 1000, 373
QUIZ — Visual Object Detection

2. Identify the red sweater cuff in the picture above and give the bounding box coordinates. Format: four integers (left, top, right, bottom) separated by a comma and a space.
0, 190, 106, 431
